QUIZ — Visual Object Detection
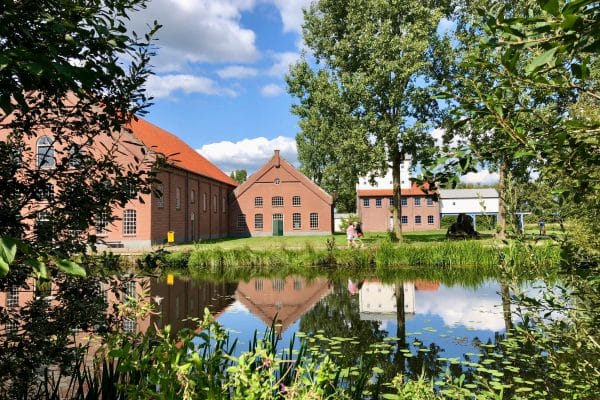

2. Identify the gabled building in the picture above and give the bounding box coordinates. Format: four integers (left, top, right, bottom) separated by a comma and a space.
230, 150, 333, 236
356, 160, 440, 232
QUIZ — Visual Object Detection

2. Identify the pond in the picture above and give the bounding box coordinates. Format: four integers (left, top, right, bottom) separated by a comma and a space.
148, 273, 513, 378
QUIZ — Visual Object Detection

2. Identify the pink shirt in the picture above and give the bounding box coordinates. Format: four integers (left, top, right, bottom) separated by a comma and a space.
346, 225, 355, 240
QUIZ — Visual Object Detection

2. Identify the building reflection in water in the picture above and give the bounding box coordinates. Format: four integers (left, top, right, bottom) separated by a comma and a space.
358, 279, 440, 322
234, 276, 332, 337
150, 277, 238, 333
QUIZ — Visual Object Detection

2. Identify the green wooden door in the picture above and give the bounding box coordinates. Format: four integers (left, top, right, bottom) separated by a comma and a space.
272, 219, 283, 236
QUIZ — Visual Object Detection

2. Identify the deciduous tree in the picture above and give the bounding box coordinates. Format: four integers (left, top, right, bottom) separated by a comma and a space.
287, 0, 446, 239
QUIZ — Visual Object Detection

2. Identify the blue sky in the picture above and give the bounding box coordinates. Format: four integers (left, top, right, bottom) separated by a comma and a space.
129, 0, 497, 184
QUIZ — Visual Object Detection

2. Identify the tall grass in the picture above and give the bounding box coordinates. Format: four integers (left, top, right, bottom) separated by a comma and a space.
179, 239, 560, 272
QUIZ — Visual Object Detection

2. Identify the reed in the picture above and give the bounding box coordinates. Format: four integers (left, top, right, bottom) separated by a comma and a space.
179, 239, 560, 273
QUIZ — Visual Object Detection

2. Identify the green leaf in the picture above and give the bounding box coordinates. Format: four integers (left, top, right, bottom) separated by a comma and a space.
56, 259, 86, 277
540, 0, 560, 16
0, 237, 18, 276
526, 47, 558, 73
26, 258, 48, 279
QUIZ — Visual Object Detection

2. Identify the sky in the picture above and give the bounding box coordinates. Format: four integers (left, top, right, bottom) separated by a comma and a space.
129, 0, 498, 185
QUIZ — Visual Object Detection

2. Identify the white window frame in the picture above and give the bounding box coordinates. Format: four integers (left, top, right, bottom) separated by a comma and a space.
401, 215, 408, 224
175, 187, 181, 210
292, 213, 301, 229
237, 214, 246, 230
414, 197, 421, 206
254, 213, 263, 230
427, 197, 434, 206
272, 196, 284, 207
310, 213, 319, 229
363, 198, 370, 207
292, 195, 301, 207
255, 196, 263, 207
375, 198, 382, 207
428, 215, 434, 225
156, 184, 164, 208
190, 189, 195, 204
401, 197, 408, 206
123, 209, 137, 236
415, 215, 422, 225
36, 136, 55, 168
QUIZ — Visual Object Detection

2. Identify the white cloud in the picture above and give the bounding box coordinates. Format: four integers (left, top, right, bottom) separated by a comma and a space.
268, 0, 312, 33
460, 170, 500, 185
197, 136, 297, 173
416, 284, 507, 331
217, 65, 259, 79
146, 74, 237, 98
267, 52, 301, 76
130, 0, 259, 70
260, 83, 284, 97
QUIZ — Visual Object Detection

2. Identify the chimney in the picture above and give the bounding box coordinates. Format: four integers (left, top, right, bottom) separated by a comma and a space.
274, 149, 280, 168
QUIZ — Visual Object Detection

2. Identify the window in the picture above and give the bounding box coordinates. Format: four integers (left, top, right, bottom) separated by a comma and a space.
254, 214, 264, 229
237, 214, 246, 230
156, 184, 164, 208
310, 213, 319, 229
294, 280, 302, 290
6, 285, 19, 308
375, 198, 382, 207
415, 215, 422, 224
363, 198, 370, 207
427, 197, 434, 206
37, 183, 53, 201
68, 145, 84, 168
96, 212, 109, 235
272, 196, 283, 207
190, 189, 195, 204
203, 193, 207, 212
400, 197, 408, 206
414, 197, 421, 206
428, 215, 434, 225
213, 195, 217, 213
222, 196, 226, 213
273, 213, 283, 223
254, 279, 264, 291
272, 279, 285, 291
292, 195, 301, 206
401, 215, 408, 224
175, 187, 181, 210
122, 281, 137, 332
36, 211, 52, 241
274, 178, 281, 185
123, 209, 136, 235
255, 196, 263, 207
36, 136, 55, 168
293, 213, 301, 229
389, 198, 395, 206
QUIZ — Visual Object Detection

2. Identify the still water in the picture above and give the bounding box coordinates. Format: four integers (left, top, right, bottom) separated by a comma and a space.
150, 275, 512, 364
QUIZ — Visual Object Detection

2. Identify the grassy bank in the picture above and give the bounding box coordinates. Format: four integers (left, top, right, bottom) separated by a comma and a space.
156, 239, 560, 279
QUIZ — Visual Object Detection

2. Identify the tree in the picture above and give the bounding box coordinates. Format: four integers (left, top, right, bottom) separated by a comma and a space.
229, 169, 248, 184
287, 0, 445, 240
0, 0, 160, 274
0, 1, 159, 396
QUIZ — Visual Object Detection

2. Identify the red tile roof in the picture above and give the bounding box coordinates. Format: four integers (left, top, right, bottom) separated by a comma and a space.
357, 183, 434, 197
128, 117, 238, 187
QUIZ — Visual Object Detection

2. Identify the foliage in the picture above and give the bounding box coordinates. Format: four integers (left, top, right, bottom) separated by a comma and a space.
229, 169, 248, 184
1, 1, 158, 392
287, 0, 447, 239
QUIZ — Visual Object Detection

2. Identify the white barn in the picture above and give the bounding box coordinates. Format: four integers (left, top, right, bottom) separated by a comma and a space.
439, 188, 499, 230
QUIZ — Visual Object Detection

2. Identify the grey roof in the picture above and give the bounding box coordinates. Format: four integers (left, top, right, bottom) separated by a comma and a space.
439, 188, 498, 199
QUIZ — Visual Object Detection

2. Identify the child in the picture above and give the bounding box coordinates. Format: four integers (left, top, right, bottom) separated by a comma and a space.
346, 223, 356, 248
355, 222, 364, 248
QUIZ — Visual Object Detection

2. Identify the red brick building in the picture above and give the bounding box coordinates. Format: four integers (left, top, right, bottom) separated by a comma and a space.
2, 116, 238, 248
356, 163, 440, 232
121, 118, 238, 246
230, 150, 333, 236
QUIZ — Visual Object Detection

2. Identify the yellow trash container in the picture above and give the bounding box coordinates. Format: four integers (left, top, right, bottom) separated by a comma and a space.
167, 231, 175, 244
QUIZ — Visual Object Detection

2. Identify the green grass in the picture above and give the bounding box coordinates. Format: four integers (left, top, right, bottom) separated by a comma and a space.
163, 229, 500, 252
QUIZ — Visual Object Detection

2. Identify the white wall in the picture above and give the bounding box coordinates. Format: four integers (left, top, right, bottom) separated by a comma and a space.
440, 197, 499, 215
357, 159, 412, 190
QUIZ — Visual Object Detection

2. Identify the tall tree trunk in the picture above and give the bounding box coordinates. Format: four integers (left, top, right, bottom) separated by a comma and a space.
391, 145, 403, 241
500, 282, 513, 333
394, 282, 406, 375
497, 158, 509, 240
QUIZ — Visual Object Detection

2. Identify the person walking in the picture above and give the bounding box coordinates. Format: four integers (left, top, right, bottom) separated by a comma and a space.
539, 218, 546, 235
346, 223, 356, 248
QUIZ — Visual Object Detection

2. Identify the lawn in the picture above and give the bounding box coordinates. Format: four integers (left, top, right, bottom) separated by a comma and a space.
161, 229, 499, 252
